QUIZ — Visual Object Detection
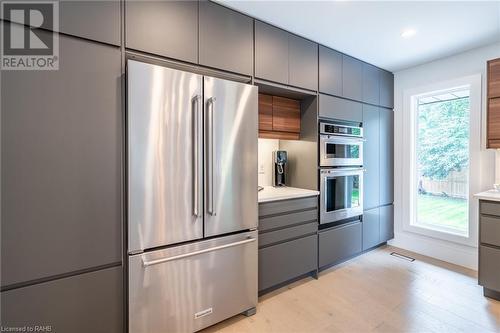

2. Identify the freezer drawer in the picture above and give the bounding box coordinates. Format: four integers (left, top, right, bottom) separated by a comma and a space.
129, 231, 258, 333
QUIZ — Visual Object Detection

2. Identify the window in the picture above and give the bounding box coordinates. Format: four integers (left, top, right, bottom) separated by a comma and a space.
414, 89, 470, 236
401, 74, 482, 245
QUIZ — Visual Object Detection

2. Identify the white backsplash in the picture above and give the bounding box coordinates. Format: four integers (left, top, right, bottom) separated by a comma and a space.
258, 138, 279, 186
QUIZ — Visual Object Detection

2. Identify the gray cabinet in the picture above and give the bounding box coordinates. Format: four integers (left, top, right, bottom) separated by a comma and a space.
60, 0, 120, 45
255, 21, 289, 84
362, 208, 380, 250
259, 235, 317, 292
478, 200, 500, 299
1, 266, 123, 333
1, 32, 122, 287
289, 34, 318, 91
342, 55, 363, 101
380, 204, 394, 242
479, 245, 500, 292
258, 197, 318, 292
1, 1, 120, 46
199, 1, 253, 75
380, 70, 394, 109
319, 46, 343, 96
362, 63, 380, 105
255, 21, 318, 90
125, 0, 198, 63
363, 105, 380, 210
319, 94, 362, 122
319, 221, 362, 268
380, 108, 394, 206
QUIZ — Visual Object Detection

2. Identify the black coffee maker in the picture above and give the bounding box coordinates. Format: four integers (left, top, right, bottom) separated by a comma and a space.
272, 150, 287, 187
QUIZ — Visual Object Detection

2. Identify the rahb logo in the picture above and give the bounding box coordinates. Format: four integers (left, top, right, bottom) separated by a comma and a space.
1, 1, 59, 70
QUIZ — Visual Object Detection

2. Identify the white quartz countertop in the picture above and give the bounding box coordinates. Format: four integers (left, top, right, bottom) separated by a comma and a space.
474, 190, 500, 202
258, 186, 320, 203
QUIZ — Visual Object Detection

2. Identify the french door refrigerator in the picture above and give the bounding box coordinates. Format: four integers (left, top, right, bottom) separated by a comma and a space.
127, 60, 258, 333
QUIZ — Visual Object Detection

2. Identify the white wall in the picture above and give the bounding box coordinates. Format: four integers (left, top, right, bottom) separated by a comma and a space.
392, 42, 500, 270
258, 138, 279, 186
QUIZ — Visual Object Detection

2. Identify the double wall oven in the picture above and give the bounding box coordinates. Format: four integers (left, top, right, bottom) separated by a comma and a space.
319, 122, 364, 225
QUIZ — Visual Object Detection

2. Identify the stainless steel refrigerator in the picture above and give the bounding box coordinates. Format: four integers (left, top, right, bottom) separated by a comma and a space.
127, 60, 258, 333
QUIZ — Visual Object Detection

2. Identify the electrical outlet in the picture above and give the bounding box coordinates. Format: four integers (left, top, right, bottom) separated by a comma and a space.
258, 163, 265, 174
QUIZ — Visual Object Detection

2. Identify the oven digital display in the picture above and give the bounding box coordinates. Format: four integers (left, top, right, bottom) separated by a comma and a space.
323, 124, 361, 136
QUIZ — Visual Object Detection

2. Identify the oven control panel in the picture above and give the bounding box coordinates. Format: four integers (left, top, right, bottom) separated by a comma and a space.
320, 122, 363, 138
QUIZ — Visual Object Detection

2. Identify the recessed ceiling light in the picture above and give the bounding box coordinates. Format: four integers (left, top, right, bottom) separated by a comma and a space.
401, 28, 417, 39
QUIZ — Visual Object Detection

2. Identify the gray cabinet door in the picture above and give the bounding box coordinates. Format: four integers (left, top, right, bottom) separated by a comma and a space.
289, 34, 318, 91
363, 105, 380, 210
479, 245, 500, 291
342, 55, 363, 101
1, 1, 120, 46
380, 204, 394, 242
1, 32, 122, 287
125, 0, 198, 63
1, 266, 123, 333
380, 70, 394, 109
255, 21, 289, 84
379, 107, 394, 206
199, 1, 253, 75
259, 235, 317, 291
362, 63, 380, 105
319, 94, 362, 122
60, 1, 120, 45
363, 207, 380, 250
319, 46, 343, 96
319, 222, 362, 268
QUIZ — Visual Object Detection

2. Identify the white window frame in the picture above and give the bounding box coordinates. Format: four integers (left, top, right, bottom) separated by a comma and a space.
401, 74, 482, 247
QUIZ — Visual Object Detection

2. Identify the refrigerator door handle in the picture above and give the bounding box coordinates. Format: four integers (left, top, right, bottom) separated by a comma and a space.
192, 95, 201, 217
207, 97, 216, 216
142, 237, 256, 267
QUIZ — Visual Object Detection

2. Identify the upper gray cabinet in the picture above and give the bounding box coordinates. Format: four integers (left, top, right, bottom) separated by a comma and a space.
255, 21, 318, 90
362, 63, 380, 105
380, 70, 394, 108
125, 0, 198, 64
342, 55, 363, 101
319, 46, 343, 96
1, 32, 122, 287
199, 1, 253, 75
379, 108, 394, 206
60, 1, 120, 46
289, 34, 318, 91
1, 1, 120, 46
255, 21, 289, 84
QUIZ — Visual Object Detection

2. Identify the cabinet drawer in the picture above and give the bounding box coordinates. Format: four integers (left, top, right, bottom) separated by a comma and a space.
479, 245, 500, 292
1, 266, 123, 333
259, 196, 317, 217
259, 222, 317, 247
260, 209, 317, 232
480, 200, 500, 216
319, 222, 362, 268
259, 235, 317, 291
480, 216, 500, 247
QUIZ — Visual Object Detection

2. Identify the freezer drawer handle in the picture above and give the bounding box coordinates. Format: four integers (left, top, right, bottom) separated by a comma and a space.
142, 237, 256, 267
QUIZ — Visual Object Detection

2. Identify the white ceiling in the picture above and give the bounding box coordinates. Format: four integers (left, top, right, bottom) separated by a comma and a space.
218, 1, 500, 72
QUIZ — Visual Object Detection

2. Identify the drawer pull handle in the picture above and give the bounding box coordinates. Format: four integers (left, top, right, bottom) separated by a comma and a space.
142, 238, 256, 267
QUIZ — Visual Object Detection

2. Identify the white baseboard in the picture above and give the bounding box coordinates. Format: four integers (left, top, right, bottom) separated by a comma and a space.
388, 231, 478, 270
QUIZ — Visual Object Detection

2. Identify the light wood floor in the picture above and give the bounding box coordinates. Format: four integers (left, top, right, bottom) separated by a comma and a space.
202, 245, 500, 333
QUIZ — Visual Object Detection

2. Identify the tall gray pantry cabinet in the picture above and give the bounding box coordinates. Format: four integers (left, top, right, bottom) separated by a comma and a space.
1, 25, 123, 332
